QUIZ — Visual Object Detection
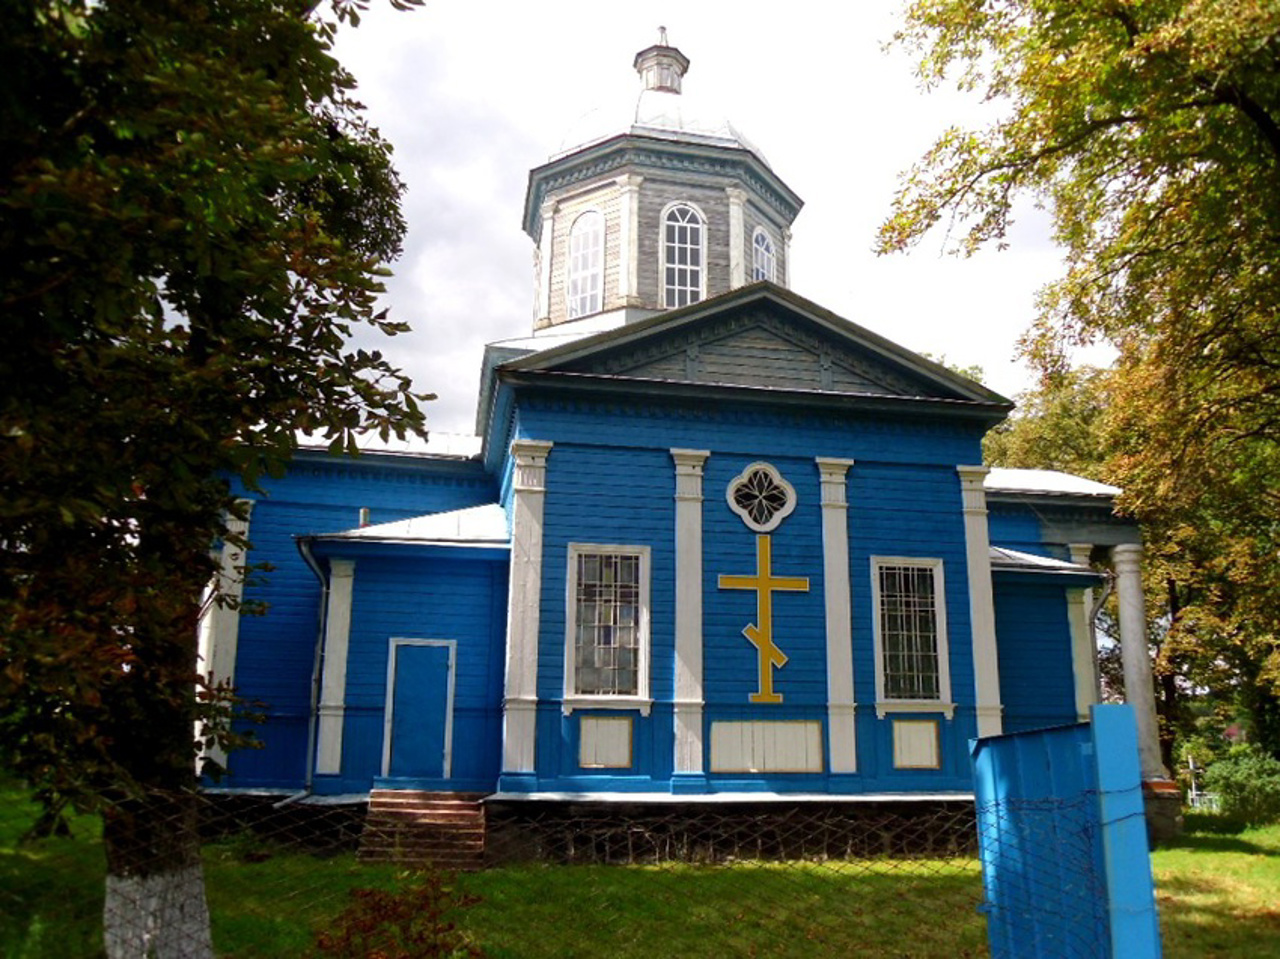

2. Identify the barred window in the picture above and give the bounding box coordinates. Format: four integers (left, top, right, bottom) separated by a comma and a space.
872, 559, 949, 704
567, 211, 604, 318
568, 545, 649, 699
752, 228, 776, 283
662, 203, 704, 308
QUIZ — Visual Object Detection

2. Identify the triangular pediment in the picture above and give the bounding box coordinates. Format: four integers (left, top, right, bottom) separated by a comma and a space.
500, 284, 1010, 408
590, 312, 918, 395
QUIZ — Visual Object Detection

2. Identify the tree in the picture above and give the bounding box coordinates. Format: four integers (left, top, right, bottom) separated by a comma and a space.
883, 0, 1280, 756
0, 1, 425, 954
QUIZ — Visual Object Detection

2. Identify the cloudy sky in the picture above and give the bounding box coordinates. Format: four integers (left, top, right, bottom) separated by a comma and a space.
332, 1, 1074, 437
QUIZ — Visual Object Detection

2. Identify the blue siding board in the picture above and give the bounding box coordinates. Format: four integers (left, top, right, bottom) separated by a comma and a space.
994, 578, 1078, 733
518, 397, 987, 795
224, 453, 499, 792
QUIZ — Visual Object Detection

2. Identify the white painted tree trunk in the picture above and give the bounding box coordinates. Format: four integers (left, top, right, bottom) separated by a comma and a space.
103, 862, 213, 959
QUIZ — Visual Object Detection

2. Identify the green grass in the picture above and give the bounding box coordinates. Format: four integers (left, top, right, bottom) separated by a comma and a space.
1152, 815, 1280, 959
0, 792, 104, 959
460, 859, 987, 959
3, 779, 1278, 959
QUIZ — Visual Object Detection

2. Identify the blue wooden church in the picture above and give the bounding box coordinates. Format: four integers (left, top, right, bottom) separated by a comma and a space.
201, 37, 1160, 816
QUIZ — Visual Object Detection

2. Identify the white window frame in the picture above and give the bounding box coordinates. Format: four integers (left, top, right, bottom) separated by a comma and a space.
660, 201, 707, 308
566, 209, 604, 318
870, 557, 954, 719
751, 227, 776, 283
563, 543, 652, 715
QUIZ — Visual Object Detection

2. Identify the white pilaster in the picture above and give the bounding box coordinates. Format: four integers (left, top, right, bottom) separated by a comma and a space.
502, 439, 553, 774
536, 200, 557, 324
1068, 543, 1099, 722
958, 466, 1002, 737
1113, 543, 1166, 780
197, 500, 253, 770
726, 187, 747, 288
817, 457, 857, 773
617, 174, 644, 305
316, 558, 355, 775
780, 227, 792, 288
671, 449, 710, 775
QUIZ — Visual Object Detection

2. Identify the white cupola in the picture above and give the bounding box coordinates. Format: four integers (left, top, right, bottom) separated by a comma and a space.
522, 32, 803, 333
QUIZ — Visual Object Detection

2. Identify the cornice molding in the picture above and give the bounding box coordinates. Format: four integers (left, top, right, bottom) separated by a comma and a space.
525, 138, 803, 239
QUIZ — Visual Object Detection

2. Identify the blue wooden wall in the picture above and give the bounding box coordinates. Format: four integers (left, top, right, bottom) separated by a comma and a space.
224, 454, 497, 791
313, 546, 508, 795
513, 395, 987, 794
993, 574, 1079, 733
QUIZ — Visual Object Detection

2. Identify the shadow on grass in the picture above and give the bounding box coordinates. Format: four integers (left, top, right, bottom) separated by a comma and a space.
1157, 877, 1280, 959
462, 860, 989, 959
1159, 832, 1272, 856
0, 826, 105, 958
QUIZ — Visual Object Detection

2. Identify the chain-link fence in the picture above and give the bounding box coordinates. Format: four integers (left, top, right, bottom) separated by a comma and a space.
3, 782, 1123, 958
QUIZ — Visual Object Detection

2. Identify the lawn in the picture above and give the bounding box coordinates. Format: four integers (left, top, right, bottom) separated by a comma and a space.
1151, 815, 1280, 958
3, 780, 1277, 958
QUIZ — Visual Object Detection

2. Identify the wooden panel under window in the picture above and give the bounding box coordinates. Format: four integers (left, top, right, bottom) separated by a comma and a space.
709, 721, 823, 773
893, 719, 941, 769
579, 716, 632, 769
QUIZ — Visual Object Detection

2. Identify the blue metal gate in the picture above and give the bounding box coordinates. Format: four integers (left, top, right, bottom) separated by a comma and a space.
971, 704, 1162, 959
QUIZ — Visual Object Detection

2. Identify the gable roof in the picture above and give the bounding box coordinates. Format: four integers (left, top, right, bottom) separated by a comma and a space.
488, 284, 1012, 435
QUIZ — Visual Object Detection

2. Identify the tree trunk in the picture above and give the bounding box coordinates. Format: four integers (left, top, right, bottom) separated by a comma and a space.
102, 790, 213, 959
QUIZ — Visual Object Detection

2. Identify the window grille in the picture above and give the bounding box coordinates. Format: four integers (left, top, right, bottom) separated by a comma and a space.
877, 563, 942, 700
663, 204, 704, 308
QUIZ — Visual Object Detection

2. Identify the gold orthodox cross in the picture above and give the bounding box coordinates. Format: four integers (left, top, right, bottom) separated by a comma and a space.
718, 534, 810, 703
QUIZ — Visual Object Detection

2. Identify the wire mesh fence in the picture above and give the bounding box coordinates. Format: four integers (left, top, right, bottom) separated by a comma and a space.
1, 780, 1118, 958
975, 795, 1110, 959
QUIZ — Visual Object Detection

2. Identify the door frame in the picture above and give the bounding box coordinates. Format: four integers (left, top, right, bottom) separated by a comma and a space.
381, 637, 457, 779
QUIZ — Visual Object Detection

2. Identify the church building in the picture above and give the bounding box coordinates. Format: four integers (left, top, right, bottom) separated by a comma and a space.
201, 35, 1163, 811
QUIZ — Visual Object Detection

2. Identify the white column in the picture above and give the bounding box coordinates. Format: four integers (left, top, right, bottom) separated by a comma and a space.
502, 439, 553, 774
536, 200, 557, 324
197, 500, 253, 770
1113, 543, 1167, 780
316, 558, 355, 775
817, 458, 857, 773
1068, 543, 1098, 722
617, 174, 644, 306
726, 187, 747, 288
671, 449, 709, 776
957, 466, 1002, 737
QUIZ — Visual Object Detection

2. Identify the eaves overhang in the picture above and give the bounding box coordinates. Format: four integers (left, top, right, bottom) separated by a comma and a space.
495, 368, 1013, 427
985, 489, 1124, 511
306, 538, 508, 563
523, 134, 803, 240
291, 445, 486, 477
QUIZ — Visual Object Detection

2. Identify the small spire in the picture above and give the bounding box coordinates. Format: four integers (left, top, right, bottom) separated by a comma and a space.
634, 29, 689, 94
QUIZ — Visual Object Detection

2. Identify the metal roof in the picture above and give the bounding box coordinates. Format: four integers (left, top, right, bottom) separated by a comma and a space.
320, 503, 508, 547
985, 468, 1120, 498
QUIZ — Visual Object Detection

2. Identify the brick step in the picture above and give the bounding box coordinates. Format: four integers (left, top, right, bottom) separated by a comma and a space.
362, 835, 486, 851
373, 809, 486, 824
364, 818, 485, 834
370, 791, 486, 803
359, 790, 489, 869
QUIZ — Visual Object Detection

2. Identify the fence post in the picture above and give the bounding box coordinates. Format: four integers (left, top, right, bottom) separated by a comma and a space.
1090, 704, 1163, 959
